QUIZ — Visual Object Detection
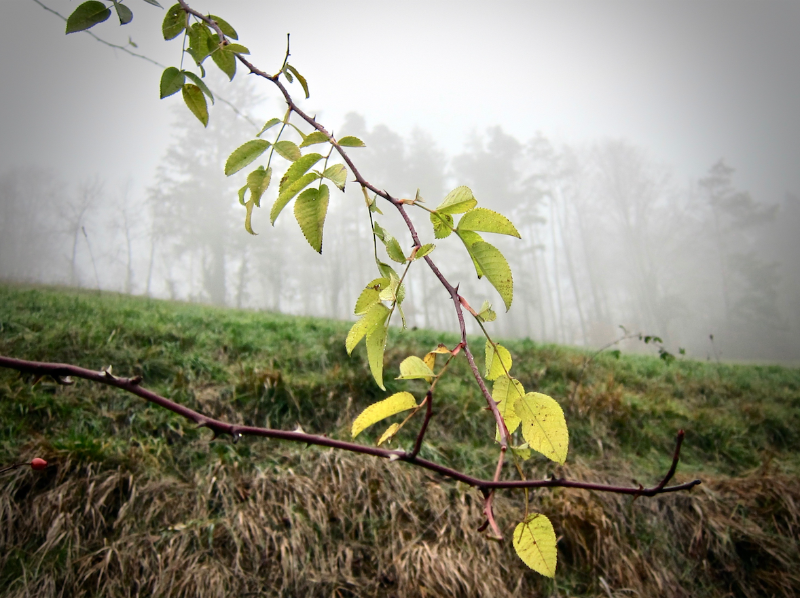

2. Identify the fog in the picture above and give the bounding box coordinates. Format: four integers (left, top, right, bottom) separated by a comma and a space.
1, 1, 799, 363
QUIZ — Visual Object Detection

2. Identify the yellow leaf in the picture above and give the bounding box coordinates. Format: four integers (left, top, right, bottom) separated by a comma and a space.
513, 513, 558, 577
366, 323, 388, 390
351, 392, 417, 438
423, 352, 436, 375
346, 303, 389, 355
492, 375, 525, 438
377, 423, 401, 446
396, 356, 435, 380
514, 392, 569, 464
485, 340, 512, 381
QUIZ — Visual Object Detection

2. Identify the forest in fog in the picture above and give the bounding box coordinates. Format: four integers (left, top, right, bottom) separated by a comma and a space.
2, 82, 798, 364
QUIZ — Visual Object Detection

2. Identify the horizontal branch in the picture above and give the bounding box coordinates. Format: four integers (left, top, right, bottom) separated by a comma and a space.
0, 355, 701, 497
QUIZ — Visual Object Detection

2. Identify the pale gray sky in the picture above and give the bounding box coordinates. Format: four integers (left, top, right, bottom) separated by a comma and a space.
1, 0, 798, 204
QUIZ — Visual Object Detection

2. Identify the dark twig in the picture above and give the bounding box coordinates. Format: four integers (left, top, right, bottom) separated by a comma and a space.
408, 390, 433, 460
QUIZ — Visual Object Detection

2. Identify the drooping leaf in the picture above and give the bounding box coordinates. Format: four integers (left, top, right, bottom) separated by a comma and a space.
469, 241, 513, 311
211, 42, 236, 80
457, 207, 521, 238
351, 392, 417, 438
300, 131, 329, 147
66, 1, 111, 34
377, 262, 397, 281
159, 66, 185, 99
338, 136, 366, 148
186, 23, 213, 63
396, 356, 435, 381
279, 153, 323, 194
244, 198, 257, 235
237, 184, 247, 206
141, 0, 163, 7
270, 172, 319, 224
294, 184, 329, 253
430, 212, 454, 239
385, 236, 406, 264
346, 303, 390, 355
414, 243, 435, 259
322, 164, 347, 191
285, 64, 310, 98
208, 14, 238, 39
257, 117, 282, 137
423, 352, 436, 374
485, 340, 512, 381
182, 71, 214, 103
162, 3, 185, 40
225, 139, 270, 176
492, 375, 524, 436
181, 83, 208, 127
246, 166, 271, 206
366, 323, 389, 390
372, 221, 388, 242
377, 423, 401, 446
514, 392, 569, 464
435, 186, 477, 215
273, 140, 302, 162
455, 230, 485, 277
513, 514, 558, 578
113, 2, 134, 25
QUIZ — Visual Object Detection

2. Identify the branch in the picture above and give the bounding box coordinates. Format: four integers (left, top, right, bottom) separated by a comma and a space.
0, 355, 701, 497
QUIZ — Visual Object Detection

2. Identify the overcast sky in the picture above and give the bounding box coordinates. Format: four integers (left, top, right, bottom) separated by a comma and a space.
2, 0, 798, 205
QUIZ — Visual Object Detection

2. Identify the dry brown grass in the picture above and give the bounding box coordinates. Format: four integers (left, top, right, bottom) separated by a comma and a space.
2, 447, 799, 598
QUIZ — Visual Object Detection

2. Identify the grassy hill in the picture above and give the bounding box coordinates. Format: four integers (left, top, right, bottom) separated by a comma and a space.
1, 284, 798, 597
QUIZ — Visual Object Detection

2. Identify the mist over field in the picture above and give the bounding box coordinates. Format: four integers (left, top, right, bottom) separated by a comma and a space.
1, 0, 799, 362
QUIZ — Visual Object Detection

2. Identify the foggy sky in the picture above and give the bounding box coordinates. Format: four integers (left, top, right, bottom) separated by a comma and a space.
1, 0, 799, 207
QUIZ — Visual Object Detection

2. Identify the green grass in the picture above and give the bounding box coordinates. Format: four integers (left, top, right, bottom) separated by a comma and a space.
1, 283, 799, 597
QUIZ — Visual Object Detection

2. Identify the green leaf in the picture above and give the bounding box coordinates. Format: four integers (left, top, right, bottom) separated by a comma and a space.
485, 340, 512, 381
469, 241, 513, 311
385, 236, 406, 263
113, 1, 133, 25
66, 1, 111, 34
141, 0, 163, 7
224, 43, 250, 54
351, 392, 417, 438
456, 230, 485, 277
346, 303, 390, 355
435, 186, 477, 215
493, 375, 524, 436
354, 278, 389, 315
181, 84, 208, 127
279, 153, 323, 194
225, 139, 270, 176
338, 136, 366, 147
270, 172, 319, 224
372, 221, 387, 242
182, 71, 214, 103
186, 23, 213, 63
211, 43, 236, 80
366, 323, 389, 390
257, 118, 282, 137
396, 356, 435, 381
430, 212, 454, 239
244, 198, 257, 235
300, 131, 329, 147
322, 164, 347, 191
237, 185, 247, 206
511, 444, 532, 461
377, 423, 401, 446
208, 14, 238, 40
294, 184, 329, 253
477, 299, 497, 323
513, 514, 558, 578
285, 64, 310, 99
162, 4, 185, 40
414, 243, 435, 259
514, 392, 569, 464
159, 67, 185, 99
273, 140, 302, 162
246, 166, 272, 207
457, 207, 521, 238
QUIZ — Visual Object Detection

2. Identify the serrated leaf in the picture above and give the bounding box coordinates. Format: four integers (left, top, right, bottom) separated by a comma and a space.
159, 67, 185, 99
377, 262, 397, 281
457, 230, 485, 277
247, 166, 271, 206
372, 221, 387, 242
244, 198, 257, 235
436, 186, 477, 215
225, 139, 269, 176
513, 514, 558, 578
279, 153, 323, 194
270, 172, 319, 224
346, 303, 389, 355
414, 243, 435, 259
514, 392, 569, 464
431, 212, 454, 239
300, 131, 329, 147
211, 43, 236, 80
285, 64, 310, 99
377, 423, 401, 446
182, 71, 214, 103
469, 241, 513, 311
493, 375, 524, 436
366, 323, 389, 390
162, 3, 185, 40
66, 1, 111, 34
322, 164, 347, 191
457, 207, 521, 238
354, 278, 389, 315
385, 236, 406, 263
351, 392, 417, 438
181, 84, 208, 127
396, 356, 435, 380
485, 341, 512, 381
113, 2, 133, 25
338, 136, 365, 147
208, 14, 238, 40
294, 184, 329, 253
257, 118, 282, 137
273, 140, 302, 162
